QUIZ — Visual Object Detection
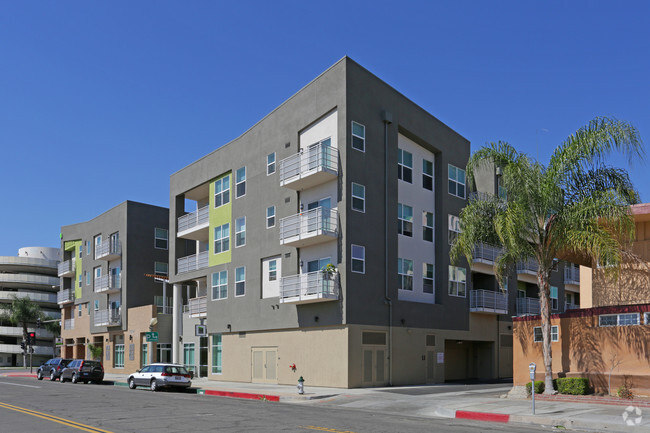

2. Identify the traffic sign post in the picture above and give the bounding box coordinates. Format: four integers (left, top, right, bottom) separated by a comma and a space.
145, 332, 159, 342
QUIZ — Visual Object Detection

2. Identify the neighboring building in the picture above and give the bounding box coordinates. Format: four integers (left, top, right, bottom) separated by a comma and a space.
167, 56, 533, 388
58, 201, 170, 374
0, 247, 60, 366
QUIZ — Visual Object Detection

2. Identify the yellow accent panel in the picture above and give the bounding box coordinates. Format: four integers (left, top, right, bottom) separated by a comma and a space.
73, 241, 83, 299
209, 172, 232, 266
64, 241, 78, 252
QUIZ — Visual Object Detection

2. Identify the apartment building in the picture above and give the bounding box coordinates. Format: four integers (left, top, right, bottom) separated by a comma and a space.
0, 247, 60, 366
58, 201, 171, 374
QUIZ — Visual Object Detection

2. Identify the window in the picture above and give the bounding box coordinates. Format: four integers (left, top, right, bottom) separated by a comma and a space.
266, 206, 275, 228
599, 313, 640, 327
213, 175, 230, 208
94, 235, 102, 259
268, 260, 277, 281
79, 245, 83, 258
448, 215, 461, 245
398, 258, 413, 291
235, 217, 246, 247
550, 286, 558, 310
448, 265, 466, 297
154, 228, 168, 250
423, 211, 433, 242
78, 304, 82, 317
211, 271, 227, 300
85, 271, 90, 286
183, 343, 195, 372
94, 266, 101, 285
94, 300, 99, 311
423, 263, 434, 294
398, 149, 413, 183
86, 240, 91, 256
141, 343, 148, 367
78, 274, 82, 288
114, 344, 125, 368
422, 159, 433, 191
448, 164, 466, 198
235, 266, 245, 297
534, 326, 559, 342
156, 343, 171, 363
211, 334, 222, 374
351, 121, 365, 152
155, 262, 168, 277
267, 152, 276, 175
351, 245, 365, 274
351, 183, 365, 212
235, 167, 246, 198
213, 223, 230, 254
398, 203, 413, 237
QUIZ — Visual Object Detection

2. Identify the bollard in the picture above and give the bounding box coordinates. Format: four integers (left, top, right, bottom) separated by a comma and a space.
297, 376, 305, 395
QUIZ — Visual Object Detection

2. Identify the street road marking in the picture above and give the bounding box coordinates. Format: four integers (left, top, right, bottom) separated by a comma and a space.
0, 381, 41, 388
301, 426, 356, 433
0, 402, 114, 433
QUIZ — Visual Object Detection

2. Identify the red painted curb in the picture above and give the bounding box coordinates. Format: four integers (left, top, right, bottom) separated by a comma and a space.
203, 390, 280, 402
456, 410, 510, 423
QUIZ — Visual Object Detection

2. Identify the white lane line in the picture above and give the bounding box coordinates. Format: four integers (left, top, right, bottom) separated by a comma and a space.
0, 381, 41, 388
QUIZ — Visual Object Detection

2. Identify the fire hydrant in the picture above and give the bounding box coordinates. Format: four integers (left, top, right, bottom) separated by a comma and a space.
297, 376, 305, 394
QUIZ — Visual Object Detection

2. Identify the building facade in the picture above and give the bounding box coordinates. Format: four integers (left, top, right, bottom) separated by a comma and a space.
58, 201, 171, 374
0, 247, 60, 366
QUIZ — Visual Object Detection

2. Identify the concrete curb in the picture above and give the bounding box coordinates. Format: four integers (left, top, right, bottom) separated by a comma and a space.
198, 389, 280, 402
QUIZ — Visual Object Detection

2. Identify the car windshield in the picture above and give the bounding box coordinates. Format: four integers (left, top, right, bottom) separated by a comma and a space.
164, 366, 189, 375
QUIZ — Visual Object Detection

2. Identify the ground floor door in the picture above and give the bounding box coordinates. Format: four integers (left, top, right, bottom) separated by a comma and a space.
426, 350, 436, 383
361, 346, 387, 387
252, 347, 278, 383
199, 337, 208, 378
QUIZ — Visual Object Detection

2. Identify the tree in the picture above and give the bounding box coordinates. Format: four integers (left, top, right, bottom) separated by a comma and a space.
88, 344, 103, 361
451, 117, 643, 394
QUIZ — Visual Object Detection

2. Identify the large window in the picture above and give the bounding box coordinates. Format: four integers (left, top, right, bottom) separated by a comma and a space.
235, 167, 246, 198
448, 266, 466, 297
211, 271, 228, 300
214, 175, 230, 208
213, 223, 230, 254
398, 149, 413, 183
235, 217, 246, 247
398, 203, 413, 237
351, 245, 365, 274
423, 263, 434, 294
448, 214, 461, 245
448, 164, 466, 198
423, 211, 433, 242
351, 121, 365, 152
266, 206, 275, 228
599, 313, 640, 327
235, 266, 245, 297
94, 235, 102, 259
183, 343, 195, 372
398, 258, 413, 291
211, 334, 222, 374
422, 159, 433, 191
267, 152, 276, 175
154, 228, 168, 250
351, 183, 365, 212
114, 344, 125, 368
534, 326, 559, 342
154, 262, 168, 277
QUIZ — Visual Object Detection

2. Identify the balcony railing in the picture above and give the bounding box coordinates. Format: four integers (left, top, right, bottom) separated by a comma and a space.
185, 296, 207, 317
565, 302, 579, 311
280, 271, 339, 304
280, 207, 338, 248
469, 290, 508, 314
94, 308, 121, 327
178, 205, 209, 235
94, 274, 121, 294
64, 318, 75, 330
279, 143, 338, 190
516, 259, 539, 275
57, 289, 75, 305
177, 251, 209, 274
516, 297, 540, 316
473, 244, 502, 264
95, 240, 121, 260
564, 265, 580, 285
156, 305, 173, 315
57, 259, 76, 277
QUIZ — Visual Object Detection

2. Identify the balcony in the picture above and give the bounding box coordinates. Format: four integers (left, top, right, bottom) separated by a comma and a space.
57, 289, 75, 305
184, 296, 207, 317
94, 274, 121, 294
516, 297, 540, 316
516, 259, 539, 276
280, 143, 338, 190
469, 290, 508, 314
95, 240, 121, 261
279, 271, 339, 304
156, 305, 173, 315
473, 244, 502, 265
177, 251, 209, 274
94, 308, 121, 327
565, 302, 580, 311
280, 207, 338, 248
177, 205, 209, 240
564, 265, 580, 286
57, 259, 76, 278
64, 318, 75, 330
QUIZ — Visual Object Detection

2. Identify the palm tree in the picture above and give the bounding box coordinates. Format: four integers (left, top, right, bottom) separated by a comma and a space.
451, 117, 643, 394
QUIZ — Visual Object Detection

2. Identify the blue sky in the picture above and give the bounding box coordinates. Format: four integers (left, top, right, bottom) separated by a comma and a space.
1, 1, 648, 256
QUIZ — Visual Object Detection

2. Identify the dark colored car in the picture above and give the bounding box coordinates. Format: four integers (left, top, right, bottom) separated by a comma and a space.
60, 359, 104, 384
37, 358, 72, 381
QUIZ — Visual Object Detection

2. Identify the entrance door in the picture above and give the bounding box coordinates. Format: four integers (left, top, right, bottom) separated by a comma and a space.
251, 348, 278, 383
306, 197, 332, 233
199, 337, 208, 378
361, 346, 387, 386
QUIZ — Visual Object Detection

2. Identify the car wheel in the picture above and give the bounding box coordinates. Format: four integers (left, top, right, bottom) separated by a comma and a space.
37, 371, 43, 380
71, 373, 78, 384
60, 375, 66, 383
128, 378, 136, 389
150, 379, 158, 392
49, 370, 56, 381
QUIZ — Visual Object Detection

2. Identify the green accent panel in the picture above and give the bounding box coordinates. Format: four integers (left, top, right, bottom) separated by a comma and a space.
209, 172, 232, 267
71, 240, 83, 299
64, 241, 78, 252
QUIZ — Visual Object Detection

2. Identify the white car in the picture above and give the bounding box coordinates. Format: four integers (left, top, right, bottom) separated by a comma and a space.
127, 363, 192, 392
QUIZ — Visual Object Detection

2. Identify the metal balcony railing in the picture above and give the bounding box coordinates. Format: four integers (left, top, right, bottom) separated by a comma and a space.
95, 239, 121, 259
469, 289, 508, 313
516, 259, 539, 275
57, 289, 75, 304
565, 302, 579, 311
94, 308, 121, 327
279, 142, 338, 188
94, 274, 121, 293
64, 318, 75, 330
177, 251, 209, 274
516, 297, 541, 316
57, 259, 76, 277
564, 265, 580, 285
156, 305, 173, 315
186, 296, 207, 316
178, 205, 209, 233
280, 271, 339, 304
472, 243, 502, 264
279, 207, 338, 246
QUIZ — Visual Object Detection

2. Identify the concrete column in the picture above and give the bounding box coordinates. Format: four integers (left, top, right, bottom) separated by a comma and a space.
172, 283, 182, 364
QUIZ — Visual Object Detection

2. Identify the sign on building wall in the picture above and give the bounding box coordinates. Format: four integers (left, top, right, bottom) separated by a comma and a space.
106, 345, 110, 361
129, 344, 135, 361
437, 352, 444, 364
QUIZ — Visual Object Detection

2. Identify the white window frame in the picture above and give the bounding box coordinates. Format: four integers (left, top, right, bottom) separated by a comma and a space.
267, 152, 276, 175
422, 159, 433, 191
211, 334, 222, 374
398, 149, 413, 183
448, 164, 466, 199
599, 313, 640, 327
213, 223, 230, 254
423, 211, 433, 242
86, 240, 91, 256
351, 121, 365, 152
154, 228, 168, 250
268, 260, 277, 281
94, 235, 102, 259
213, 175, 230, 208
85, 271, 90, 286
448, 214, 461, 245
211, 270, 228, 300
534, 326, 559, 342
351, 183, 365, 213
235, 217, 246, 248
235, 167, 246, 199
351, 244, 365, 274
94, 300, 99, 311
154, 262, 168, 277
398, 203, 413, 237
448, 265, 466, 298
266, 206, 275, 228
114, 344, 125, 368
235, 266, 245, 297
645, 312, 650, 325
398, 258, 413, 291
423, 263, 434, 294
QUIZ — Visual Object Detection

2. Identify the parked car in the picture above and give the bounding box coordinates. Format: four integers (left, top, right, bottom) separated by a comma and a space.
37, 358, 72, 381
60, 359, 104, 384
127, 363, 192, 391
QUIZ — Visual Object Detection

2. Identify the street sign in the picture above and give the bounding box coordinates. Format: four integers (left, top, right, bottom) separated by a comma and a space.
145, 332, 159, 342
195, 325, 207, 337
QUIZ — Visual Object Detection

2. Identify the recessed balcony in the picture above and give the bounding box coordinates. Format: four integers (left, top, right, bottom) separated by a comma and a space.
516, 297, 540, 316
94, 308, 121, 327
57, 259, 76, 278
95, 240, 121, 261
94, 274, 121, 294
472, 244, 502, 265
177, 205, 209, 241
469, 289, 508, 314
516, 259, 539, 276
564, 264, 580, 286
280, 207, 338, 248
279, 143, 338, 190
565, 302, 580, 311
57, 289, 75, 305
177, 251, 209, 274
279, 271, 339, 304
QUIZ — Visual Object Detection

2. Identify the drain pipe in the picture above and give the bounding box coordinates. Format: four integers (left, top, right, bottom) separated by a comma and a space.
382, 110, 393, 386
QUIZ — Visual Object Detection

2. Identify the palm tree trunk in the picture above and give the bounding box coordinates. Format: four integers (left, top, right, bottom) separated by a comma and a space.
537, 271, 555, 394
22, 325, 27, 369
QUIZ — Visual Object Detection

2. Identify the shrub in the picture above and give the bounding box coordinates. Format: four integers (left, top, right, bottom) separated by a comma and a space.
617, 385, 634, 400
526, 380, 545, 395
556, 377, 590, 395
